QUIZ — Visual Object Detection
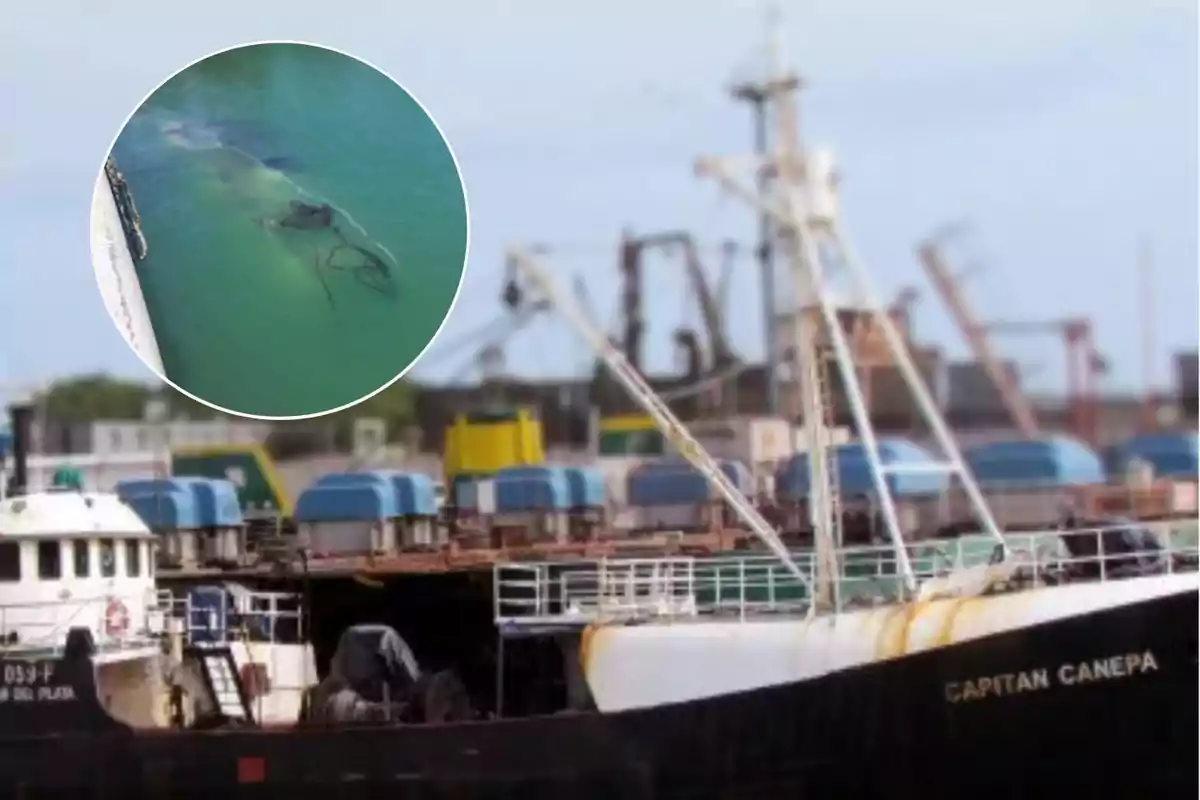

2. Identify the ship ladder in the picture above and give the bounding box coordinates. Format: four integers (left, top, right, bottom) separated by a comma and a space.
816, 341, 844, 607
186, 644, 255, 725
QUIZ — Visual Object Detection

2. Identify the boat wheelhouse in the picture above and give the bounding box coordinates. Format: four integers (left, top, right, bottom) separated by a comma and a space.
0, 488, 161, 663
0, 484, 316, 729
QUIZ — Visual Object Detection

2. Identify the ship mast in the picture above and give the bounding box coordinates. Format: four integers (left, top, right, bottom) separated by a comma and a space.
763, 4, 843, 610
730, 6, 787, 416
695, 7, 1009, 596
509, 11, 1008, 607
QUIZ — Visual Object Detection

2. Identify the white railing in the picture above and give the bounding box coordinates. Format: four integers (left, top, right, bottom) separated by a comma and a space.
493, 520, 1199, 626
156, 588, 305, 645
0, 587, 305, 658
0, 589, 166, 656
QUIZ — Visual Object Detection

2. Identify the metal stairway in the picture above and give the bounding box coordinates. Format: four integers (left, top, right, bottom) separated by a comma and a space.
186, 644, 254, 725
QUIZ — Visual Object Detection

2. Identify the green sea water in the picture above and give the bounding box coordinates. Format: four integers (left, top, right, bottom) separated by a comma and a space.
110, 43, 468, 418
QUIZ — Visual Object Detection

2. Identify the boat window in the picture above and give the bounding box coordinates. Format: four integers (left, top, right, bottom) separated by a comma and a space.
73, 540, 90, 578
125, 540, 141, 578
144, 542, 154, 577
99, 539, 116, 578
37, 541, 62, 580
0, 543, 20, 582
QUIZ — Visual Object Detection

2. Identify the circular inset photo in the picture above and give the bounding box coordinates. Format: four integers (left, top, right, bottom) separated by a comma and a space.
90, 41, 468, 419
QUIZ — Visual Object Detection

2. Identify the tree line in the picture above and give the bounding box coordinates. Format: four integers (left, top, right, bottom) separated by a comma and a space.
25, 374, 418, 455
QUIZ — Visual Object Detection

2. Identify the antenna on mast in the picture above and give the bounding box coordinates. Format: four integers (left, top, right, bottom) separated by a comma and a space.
729, 1, 801, 417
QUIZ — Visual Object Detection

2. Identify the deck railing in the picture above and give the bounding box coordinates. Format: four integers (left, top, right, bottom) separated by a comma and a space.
0, 586, 305, 658
156, 588, 305, 645
0, 589, 167, 656
493, 520, 1199, 627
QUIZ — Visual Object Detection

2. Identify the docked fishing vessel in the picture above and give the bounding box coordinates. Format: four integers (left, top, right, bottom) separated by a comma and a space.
0, 406, 318, 738
4, 34, 1196, 800
2, 246, 1196, 797
0, 487, 165, 726
0, 405, 1195, 797
0, 488, 314, 722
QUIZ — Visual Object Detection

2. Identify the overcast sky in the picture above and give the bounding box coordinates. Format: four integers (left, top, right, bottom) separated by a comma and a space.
1, 0, 1196, 404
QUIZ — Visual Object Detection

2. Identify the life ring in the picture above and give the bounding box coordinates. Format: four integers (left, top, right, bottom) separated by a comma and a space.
104, 599, 130, 638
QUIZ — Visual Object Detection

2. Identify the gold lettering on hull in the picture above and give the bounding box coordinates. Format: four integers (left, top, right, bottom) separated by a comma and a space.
944, 651, 1159, 704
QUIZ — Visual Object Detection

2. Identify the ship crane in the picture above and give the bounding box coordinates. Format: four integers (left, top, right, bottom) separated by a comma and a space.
506, 10, 1008, 608
691, 14, 1008, 603
435, 297, 550, 384
917, 237, 1042, 439
504, 248, 814, 595
918, 236, 1107, 443
645, 231, 739, 414
672, 234, 737, 371
980, 318, 1107, 444
617, 230, 737, 377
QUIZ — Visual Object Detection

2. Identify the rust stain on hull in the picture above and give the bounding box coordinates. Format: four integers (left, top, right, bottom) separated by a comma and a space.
873, 595, 985, 660
579, 625, 599, 675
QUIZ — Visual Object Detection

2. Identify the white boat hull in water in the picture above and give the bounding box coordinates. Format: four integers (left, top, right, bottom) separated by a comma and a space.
90, 167, 162, 372
582, 572, 1198, 712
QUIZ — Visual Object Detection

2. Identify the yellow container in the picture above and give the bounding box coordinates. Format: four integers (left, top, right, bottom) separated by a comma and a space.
443, 407, 545, 479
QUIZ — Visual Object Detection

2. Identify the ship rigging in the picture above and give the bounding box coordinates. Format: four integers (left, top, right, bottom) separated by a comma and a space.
505, 19, 1011, 607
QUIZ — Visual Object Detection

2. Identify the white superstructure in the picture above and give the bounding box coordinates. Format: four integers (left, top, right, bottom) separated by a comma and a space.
0, 489, 317, 727
0, 489, 160, 663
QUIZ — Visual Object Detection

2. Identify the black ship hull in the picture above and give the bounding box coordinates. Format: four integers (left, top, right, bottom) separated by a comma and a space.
1, 583, 1195, 799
